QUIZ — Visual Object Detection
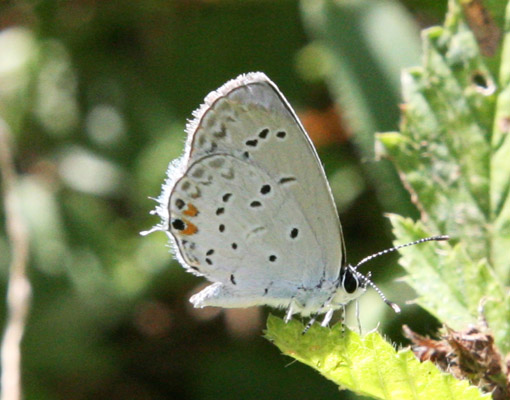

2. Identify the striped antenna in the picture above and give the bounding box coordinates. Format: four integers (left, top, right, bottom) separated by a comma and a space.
353, 235, 449, 313
356, 271, 401, 313
354, 235, 449, 271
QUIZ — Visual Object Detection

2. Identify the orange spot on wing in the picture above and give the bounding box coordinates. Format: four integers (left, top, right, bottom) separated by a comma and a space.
181, 219, 198, 235
183, 203, 199, 217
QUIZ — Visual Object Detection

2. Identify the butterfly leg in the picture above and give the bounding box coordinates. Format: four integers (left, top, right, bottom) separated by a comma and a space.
355, 300, 362, 335
321, 309, 334, 327
341, 304, 346, 335
284, 301, 296, 323
302, 314, 318, 334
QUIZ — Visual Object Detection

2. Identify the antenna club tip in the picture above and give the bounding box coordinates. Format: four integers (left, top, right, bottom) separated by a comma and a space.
436, 235, 450, 241
387, 301, 401, 313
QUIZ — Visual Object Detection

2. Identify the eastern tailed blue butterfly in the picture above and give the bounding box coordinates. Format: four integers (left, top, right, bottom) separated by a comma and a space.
144, 72, 448, 329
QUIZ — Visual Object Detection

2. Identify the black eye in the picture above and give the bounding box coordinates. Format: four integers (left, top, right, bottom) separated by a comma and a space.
342, 268, 358, 294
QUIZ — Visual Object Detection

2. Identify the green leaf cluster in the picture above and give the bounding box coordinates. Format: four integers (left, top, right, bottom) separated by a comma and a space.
378, 0, 510, 354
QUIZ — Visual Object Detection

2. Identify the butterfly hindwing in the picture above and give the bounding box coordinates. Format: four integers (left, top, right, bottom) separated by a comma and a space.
169, 154, 326, 290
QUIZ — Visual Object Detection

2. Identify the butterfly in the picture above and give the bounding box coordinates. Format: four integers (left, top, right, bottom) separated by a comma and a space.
144, 72, 448, 329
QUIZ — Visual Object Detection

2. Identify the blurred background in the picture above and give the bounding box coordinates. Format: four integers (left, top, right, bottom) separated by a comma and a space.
0, 1, 448, 399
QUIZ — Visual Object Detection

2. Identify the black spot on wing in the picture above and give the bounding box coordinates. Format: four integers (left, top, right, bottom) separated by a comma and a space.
258, 129, 269, 139
172, 219, 185, 231
175, 199, 185, 210
279, 177, 296, 185
260, 184, 271, 195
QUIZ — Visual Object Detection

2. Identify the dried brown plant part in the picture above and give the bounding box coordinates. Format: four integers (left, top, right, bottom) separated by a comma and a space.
462, 0, 502, 57
404, 324, 510, 400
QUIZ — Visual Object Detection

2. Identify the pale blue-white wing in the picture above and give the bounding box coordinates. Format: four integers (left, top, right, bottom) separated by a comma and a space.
169, 154, 326, 286
164, 72, 344, 296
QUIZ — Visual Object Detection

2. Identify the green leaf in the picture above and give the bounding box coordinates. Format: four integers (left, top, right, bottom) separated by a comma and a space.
265, 315, 489, 400
492, 1, 510, 284
377, 0, 510, 353
387, 214, 510, 343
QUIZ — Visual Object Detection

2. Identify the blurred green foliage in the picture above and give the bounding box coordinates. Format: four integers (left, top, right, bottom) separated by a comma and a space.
0, 1, 450, 399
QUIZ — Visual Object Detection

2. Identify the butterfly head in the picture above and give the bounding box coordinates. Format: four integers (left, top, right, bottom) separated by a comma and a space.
338, 264, 401, 313
330, 265, 367, 306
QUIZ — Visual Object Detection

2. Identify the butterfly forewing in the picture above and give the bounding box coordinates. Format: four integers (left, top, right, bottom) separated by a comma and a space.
178, 73, 344, 284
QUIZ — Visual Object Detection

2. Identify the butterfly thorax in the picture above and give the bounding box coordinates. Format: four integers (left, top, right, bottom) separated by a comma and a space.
288, 265, 367, 317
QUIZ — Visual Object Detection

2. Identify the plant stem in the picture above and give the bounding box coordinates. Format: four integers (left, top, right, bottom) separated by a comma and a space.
0, 120, 31, 400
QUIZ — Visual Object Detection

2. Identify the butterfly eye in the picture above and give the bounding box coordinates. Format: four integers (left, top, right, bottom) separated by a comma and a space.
342, 268, 359, 294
